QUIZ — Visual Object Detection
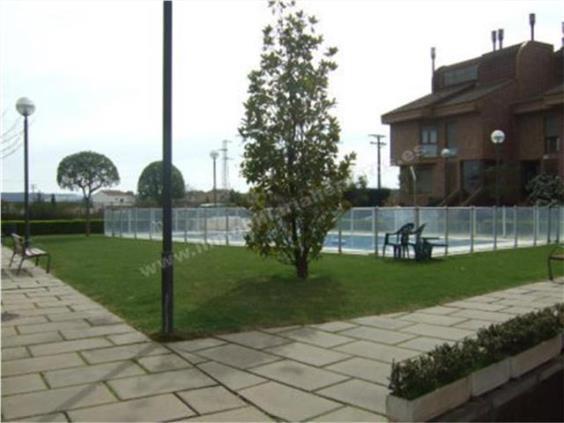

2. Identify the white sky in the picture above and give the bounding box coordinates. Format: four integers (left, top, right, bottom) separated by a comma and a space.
1, 0, 562, 195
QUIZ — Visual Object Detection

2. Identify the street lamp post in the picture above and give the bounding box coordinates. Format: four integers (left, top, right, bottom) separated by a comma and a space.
490, 130, 506, 207
440, 147, 454, 204
16, 97, 36, 249
210, 151, 219, 206
161, 0, 174, 336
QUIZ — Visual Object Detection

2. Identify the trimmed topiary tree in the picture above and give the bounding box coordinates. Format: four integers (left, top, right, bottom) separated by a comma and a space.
57, 151, 119, 236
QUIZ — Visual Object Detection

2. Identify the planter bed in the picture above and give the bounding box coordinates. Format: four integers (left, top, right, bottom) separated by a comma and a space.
386, 305, 563, 422
387, 335, 562, 422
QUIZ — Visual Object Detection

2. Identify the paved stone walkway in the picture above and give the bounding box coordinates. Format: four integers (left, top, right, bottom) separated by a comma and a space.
2, 247, 563, 422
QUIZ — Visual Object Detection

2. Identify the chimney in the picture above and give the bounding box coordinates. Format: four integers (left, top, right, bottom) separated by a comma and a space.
491, 30, 497, 51
529, 13, 536, 41
431, 47, 436, 72
498, 28, 504, 49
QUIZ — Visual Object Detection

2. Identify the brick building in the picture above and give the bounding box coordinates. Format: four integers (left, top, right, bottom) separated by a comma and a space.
382, 24, 563, 206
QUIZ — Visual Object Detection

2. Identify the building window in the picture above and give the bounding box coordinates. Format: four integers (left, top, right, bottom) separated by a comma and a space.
446, 121, 457, 152
420, 126, 438, 157
417, 166, 434, 194
544, 114, 560, 154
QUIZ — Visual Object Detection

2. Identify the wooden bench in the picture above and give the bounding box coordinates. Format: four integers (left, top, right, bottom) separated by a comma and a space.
548, 245, 564, 281
8, 234, 51, 274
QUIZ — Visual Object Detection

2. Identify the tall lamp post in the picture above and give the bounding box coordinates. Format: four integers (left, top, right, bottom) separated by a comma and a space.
440, 147, 454, 204
490, 130, 506, 206
210, 150, 219, 206
15, 97, 36, 249
161, 0, 174, 336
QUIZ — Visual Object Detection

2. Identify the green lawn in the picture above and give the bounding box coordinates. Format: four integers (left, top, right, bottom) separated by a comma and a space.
30, 235, 561, 339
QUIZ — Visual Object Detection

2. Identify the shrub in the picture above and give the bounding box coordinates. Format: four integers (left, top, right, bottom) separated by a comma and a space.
1, 219, 104, 236
389, 305, 563, 400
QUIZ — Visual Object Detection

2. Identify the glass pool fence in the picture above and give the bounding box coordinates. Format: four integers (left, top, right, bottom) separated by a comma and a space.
104, 206, 563, 256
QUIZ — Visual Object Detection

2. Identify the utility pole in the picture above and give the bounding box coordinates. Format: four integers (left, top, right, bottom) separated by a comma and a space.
369, 134, 386, 190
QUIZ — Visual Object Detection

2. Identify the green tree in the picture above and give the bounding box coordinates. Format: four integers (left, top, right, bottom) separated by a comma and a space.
239, 0, 355, 279
137, 161, 185, 205
526, 173, 564, 206
57, 151, 119, 235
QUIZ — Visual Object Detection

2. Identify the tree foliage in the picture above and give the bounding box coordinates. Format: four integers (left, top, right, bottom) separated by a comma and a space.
57, 151, 119, 235
526, 173, 564, 206
239, 0, 355, 279
344, 176, 391, 207
137, 161, 186, 206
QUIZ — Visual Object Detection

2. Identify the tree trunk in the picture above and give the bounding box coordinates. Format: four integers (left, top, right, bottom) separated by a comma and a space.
85, 197, 91, 237
296, 255, 309, 279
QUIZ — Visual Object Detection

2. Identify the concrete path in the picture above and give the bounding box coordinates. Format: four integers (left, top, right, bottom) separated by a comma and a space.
2, 247, 563, 422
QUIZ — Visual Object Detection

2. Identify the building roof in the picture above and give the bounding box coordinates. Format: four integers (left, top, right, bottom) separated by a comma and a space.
382, 80, 510, 123
97, 190, 135, 197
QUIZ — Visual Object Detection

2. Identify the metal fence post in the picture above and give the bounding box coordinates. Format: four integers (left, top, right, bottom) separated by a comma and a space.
547, 206, 552, 244
469, 207, 475, 253
338, 226, 342, 254
149, 208, 154, 240
502, 206, 506, 238
493, 206, 497, 251
204, 208, 208, 244
119, 208, 124, 238
350, 209, 354, 251
415, 206, 420, 229
110, 208, 115, 237
184, 208, 188, 243
513, 206, 518, 248
225, 208, 230, 246
533, 205, 538, 246
557, 206, 561, 244
134, 208, 138, 239
373, 208, 379, 257
444, 207, 449, 256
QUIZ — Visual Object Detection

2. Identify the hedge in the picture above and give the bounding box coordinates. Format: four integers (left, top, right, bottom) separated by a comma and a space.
1, 219, 104, 236
389, 305, 564, 400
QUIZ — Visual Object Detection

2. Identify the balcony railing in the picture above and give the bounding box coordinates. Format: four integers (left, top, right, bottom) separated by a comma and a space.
419, 144, 437, 158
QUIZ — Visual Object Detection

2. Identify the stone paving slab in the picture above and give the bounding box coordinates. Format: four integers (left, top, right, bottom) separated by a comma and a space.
195, 343, 280, 369
107, 368, 216, 399
2, 346, 30, 361
280, 327, 353, 348
250, 359, 349, 391
44, 361, 146, 388
184, 406, 273, 422
197, 361, 267, 391
2, 373, 47, 396
2, 247, 563, 422
325, 357, 391, 386
2, 383, 116, 420
313, 405, 388, 422
339, 325, 416, 345
266, 342, 350, 367
240, 381, 341, 421
2, 331, 63, 348
401, 323, 475, 341
136, 353, 192, 372
335, 341, 419, 363
317, 379, 389, 414
177, 386, 246, 414
2, 352, 85, 377
67, 394, 195, 422
80, 342, 169, 364
216, 330, 289, 349
29, 337, 113, 356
